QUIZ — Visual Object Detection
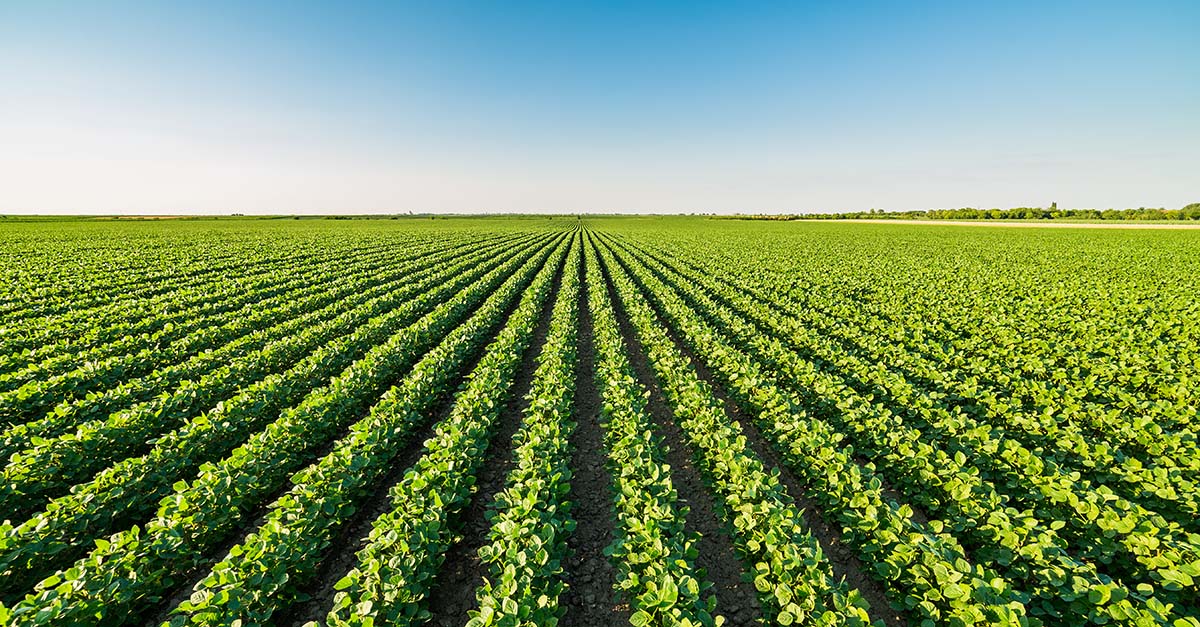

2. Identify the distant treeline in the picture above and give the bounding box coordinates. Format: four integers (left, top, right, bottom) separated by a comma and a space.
731, 203, 1200, 222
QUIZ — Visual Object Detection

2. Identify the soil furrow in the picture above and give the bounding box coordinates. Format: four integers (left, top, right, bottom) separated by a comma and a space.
283, 239, 562, 626
605, 234, 945, 541
602, 238, 906, 627
142, 238, 560, 625
560, 255, 631, 627
595, 247, 763, 627
422, 246, 567, 626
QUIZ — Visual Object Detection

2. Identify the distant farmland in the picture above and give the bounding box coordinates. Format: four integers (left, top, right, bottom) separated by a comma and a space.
1, 217, 1198, 627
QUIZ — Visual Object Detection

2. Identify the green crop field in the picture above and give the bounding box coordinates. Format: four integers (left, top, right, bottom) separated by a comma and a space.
1, 217, 1198, 627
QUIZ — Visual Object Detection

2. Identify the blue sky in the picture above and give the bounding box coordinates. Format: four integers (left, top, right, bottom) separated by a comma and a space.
1, 1, 1197, 214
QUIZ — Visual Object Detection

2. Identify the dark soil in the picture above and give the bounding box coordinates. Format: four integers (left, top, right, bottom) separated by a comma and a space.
670, 335, 907, 627
284, 246, 564, 626
596, 248, 764, 627
278, 393, 456, 626
422, 249, 566, 626
610, 235, 1035, 521
613, 235, 941, 531
560, 258, 632, 627
142, 238, 562, 627
601, 237, 907, 627
141, 475, 302, 626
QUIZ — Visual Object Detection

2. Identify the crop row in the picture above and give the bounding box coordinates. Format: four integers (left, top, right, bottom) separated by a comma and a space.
0, 236, 415, 363
598, 233, 1193, 625
0, 234, 522, 433
0, 233, 544, 598
582, 239, 721, 626
595, 233, 1034, 624
654, 233, 1200, 482
0, 234, 559, 617
166, 233, 570, 625
0, 234, 542, 520
466, 234, 582, 626
593, 234, 879, 626
0, 238, 397, 382
663, 238, 1200, 522
0, 236, 367, 327
0, 235, 498, 461
0, 234, 501, 401
603, 232, 1200, 614
625, 225, 1200, 476
321, 234, 571, 626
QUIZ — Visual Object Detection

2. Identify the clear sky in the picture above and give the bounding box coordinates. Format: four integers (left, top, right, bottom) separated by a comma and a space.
1, 1, 1197, 214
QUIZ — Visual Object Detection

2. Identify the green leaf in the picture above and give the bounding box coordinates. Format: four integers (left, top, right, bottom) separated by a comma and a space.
1088, 586, 1111, 605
